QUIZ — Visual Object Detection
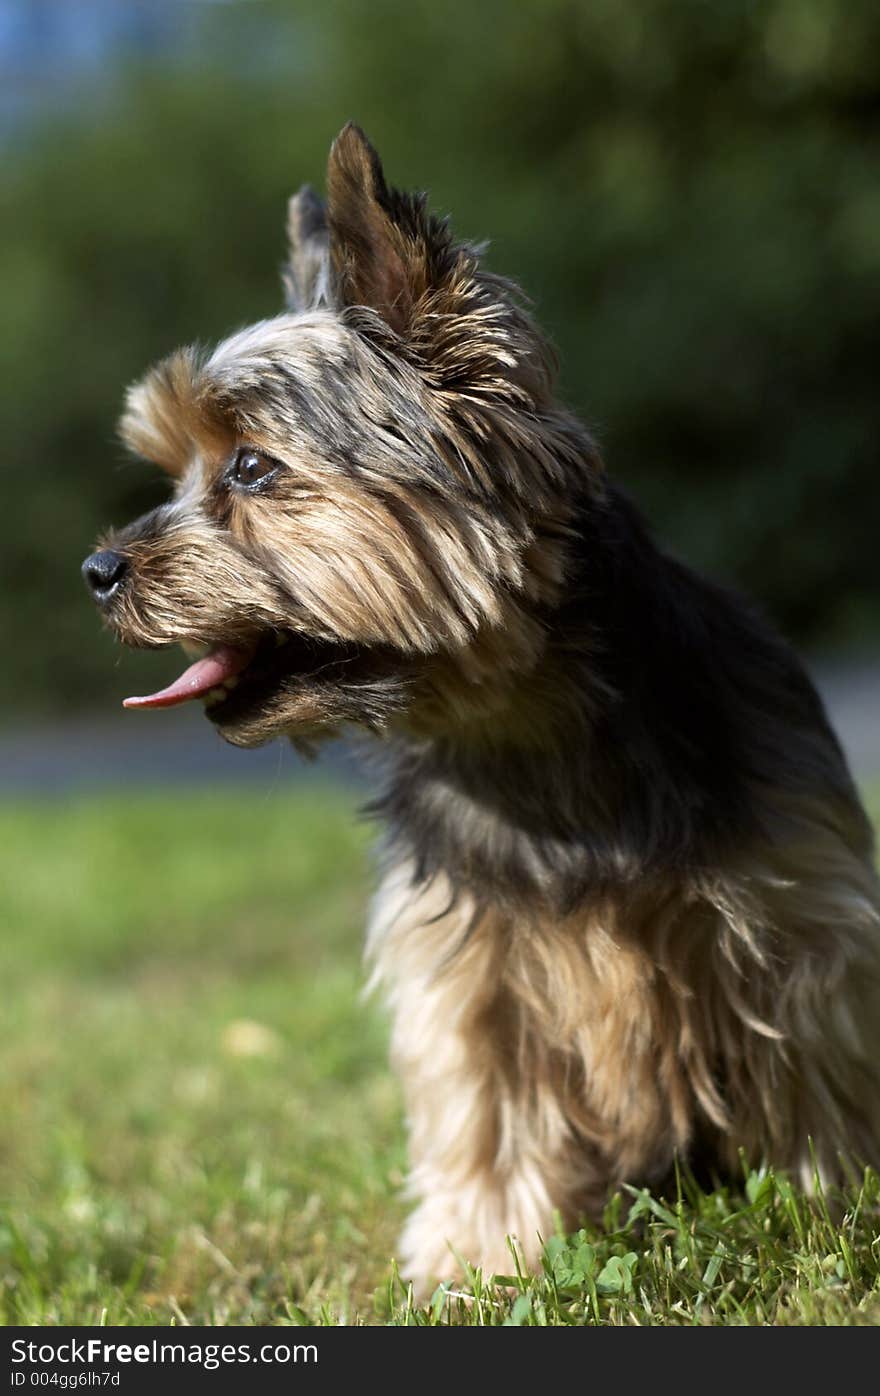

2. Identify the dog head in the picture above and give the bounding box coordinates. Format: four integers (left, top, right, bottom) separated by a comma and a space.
82, 125, 601, 749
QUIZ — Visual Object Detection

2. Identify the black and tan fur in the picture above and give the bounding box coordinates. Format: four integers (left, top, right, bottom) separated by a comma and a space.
84, 125, 880, 1291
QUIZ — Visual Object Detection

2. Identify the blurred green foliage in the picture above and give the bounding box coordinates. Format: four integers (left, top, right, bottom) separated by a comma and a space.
3, 0, 879, 718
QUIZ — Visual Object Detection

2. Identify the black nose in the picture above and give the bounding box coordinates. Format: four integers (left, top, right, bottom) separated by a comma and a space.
81, 549, 128, 602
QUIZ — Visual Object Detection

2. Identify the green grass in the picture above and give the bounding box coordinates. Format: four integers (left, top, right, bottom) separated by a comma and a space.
1, 784, 879, 1326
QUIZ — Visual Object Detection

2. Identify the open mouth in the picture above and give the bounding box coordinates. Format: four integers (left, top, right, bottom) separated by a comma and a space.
122, 631, 365, 725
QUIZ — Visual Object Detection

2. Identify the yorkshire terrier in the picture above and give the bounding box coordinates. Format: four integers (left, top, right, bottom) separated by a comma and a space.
83, 124, 880, 1291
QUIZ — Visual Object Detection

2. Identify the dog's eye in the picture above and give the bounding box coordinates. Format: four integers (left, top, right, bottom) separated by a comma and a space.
231, 448, 278, 489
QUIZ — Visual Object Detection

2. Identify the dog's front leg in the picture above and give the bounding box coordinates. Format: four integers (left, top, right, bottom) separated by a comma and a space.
367, 863, 592, 1294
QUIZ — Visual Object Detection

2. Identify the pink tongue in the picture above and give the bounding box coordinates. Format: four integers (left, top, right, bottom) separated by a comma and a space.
123, 644, 255, 710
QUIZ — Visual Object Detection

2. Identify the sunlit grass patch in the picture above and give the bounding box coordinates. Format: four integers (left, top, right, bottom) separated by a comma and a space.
1, 783, 878, 1325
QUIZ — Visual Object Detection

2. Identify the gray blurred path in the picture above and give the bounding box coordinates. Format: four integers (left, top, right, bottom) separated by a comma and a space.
809, 658, 879, 788
0, 658, 876, 794
0, 708, 362, 793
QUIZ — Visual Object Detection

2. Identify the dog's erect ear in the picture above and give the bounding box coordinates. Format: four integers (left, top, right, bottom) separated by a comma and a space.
283, 184, 331, 312
325, 123, 417, 336
322, 124, 555, 402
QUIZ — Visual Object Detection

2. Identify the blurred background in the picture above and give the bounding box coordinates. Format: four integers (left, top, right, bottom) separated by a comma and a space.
0, 0, 878, 1325
1, 0, 878, 785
